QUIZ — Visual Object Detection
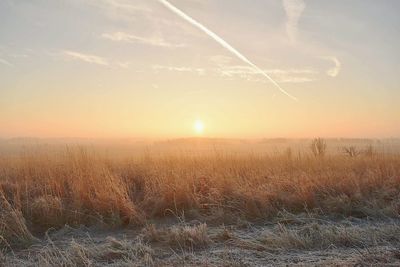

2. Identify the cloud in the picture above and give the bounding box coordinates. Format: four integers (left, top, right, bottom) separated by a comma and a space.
321, 56, 341, 77
116, 61, 131, 68
216, 65, 317, 83
101, 32, 186, 48
57, 50, 134, 69
79, 0, 151, 19
282, 0, 306, 44
61, 50, 109, 66
152, 64, 205, 76
152, 57, 317, 84
210, 55, 317, 83
96, 0, 151, 12
0, 58, 13, 67
78, 0, 190, 32
0, 46, 31, 67
10, 54, 29, 58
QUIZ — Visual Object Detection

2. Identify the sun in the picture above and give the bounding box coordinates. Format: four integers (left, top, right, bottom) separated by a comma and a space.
194, 120, 204, 134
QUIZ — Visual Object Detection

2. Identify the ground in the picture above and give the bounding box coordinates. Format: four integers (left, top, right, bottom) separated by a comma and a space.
3, 215, 400, 266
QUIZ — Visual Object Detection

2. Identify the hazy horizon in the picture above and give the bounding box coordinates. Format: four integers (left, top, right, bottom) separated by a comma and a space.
1, 136, 400, 142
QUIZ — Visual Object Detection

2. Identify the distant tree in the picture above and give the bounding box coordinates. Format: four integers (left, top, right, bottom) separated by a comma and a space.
310, 138, 327, 158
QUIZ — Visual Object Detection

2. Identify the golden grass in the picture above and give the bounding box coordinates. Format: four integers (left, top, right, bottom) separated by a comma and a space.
0, 190, 36, 248
26, 236, 154, 267
0, 146, 399, 249
142, 223, 210, 249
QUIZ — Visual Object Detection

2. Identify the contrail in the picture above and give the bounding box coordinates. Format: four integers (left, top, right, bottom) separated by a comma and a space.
158, 0, 298, 101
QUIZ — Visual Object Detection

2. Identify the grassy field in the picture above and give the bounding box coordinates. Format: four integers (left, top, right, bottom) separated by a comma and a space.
1, 139, 400, 266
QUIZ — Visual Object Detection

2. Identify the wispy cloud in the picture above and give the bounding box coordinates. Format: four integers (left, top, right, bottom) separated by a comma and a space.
10, 54, 29, 58
116, 61, 131, 68
321, 56, 341, 77
210, 55, 318, 83
0, 45, 31, 67
282, 0, 306, 44
101, 32, 186, 48
152, 64, 205, 76
216, 65, 317, 83
97, 0, 151, 12
0, 58, 13, 67
81, 0, 151, 19
80, 0, 189, 32
61, 50, 109, 66
57, 50, 134, 69
152, 56, 317, 84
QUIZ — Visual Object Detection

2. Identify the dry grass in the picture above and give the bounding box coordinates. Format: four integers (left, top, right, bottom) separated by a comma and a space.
0, 189, 36, 248
142, 223, 211, 249
3, 235, 154, 267
259, 222, 400, 250
0, 144, 399, 255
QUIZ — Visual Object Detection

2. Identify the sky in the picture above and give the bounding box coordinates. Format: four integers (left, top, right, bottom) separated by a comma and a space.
0, 0, 399, 139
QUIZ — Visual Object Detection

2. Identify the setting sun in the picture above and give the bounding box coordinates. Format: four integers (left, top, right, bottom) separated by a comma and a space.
194, 120, 204, 134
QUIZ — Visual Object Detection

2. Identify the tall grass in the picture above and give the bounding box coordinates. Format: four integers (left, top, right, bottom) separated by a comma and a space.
0, 146, 399, 248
